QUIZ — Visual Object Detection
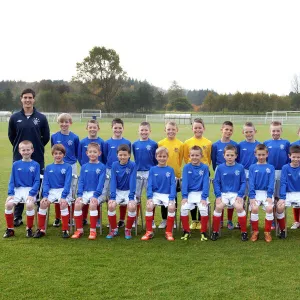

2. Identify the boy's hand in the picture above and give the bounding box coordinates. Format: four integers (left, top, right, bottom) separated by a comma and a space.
6, 196, 13, 203
108, 199, 115, 205
277, 199, 285, 208
266, 197, 273, 205
181, 198, 188, 205
76, 197, 82, 202
236, 197, 243, 205
60, 198, 68, 206
27, 196, 34, 203
90, 197, 98, 205
216, 197, 222, 205
200, 200, 207, 206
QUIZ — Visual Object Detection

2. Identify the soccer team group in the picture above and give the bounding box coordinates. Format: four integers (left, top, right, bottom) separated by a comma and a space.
4, 111, 300, 243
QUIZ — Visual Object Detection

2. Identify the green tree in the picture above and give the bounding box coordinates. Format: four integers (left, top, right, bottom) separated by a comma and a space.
167, 81, 185, 101
167, 97, 192, 111
73, 46, 126, 112
136, 81, 154, 112
202, 92, 217, 112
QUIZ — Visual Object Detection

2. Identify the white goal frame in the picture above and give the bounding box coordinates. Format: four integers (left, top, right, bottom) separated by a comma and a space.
81, 109, 102, 120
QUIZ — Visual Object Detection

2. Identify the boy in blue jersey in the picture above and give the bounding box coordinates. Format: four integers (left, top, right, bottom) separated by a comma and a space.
77, 119, 105, 227
211, 121, 238, 230
4, 140, 40, 238
132, 121, 157, 228
106, 144, 137, 239
276, 145, 300, 239
248, 144, 275, 243
180, 146, 210, 241
71, 143, 106, 240
289, 127, 300, 229
102, 118, 131, 228
211, 145, 248, 241
33, 144, 72, 238
141, 147, 177, 241
51, 113, 79, 227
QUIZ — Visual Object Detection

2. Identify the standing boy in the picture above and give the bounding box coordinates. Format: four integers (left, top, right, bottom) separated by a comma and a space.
106, 144, 137, 240
183, 118, 212, 230
211, 121, 238, 230
211, 145, 248, 241
4, 140, 40, 238
141, 147, 177, 241
180, 146, 210, 241
157, 121, 183, 229
33, 144, 72, 238
248, 144, 275, 242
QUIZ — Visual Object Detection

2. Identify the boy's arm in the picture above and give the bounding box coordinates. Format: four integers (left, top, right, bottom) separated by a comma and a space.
77, 168, 85, 197
181, 165, 189, 199
169, 169, 177, 201
102, 142, 108, 165
8, 116, 16, 146
78, 142, 83, 166
211, 144, 217, 171
74, 136, 80, 160
41, 117, 50, 146
213, 167, 222, 198
7, 166, 15, 196
42, 169, 50, 198
238, 166, 246, 197
109, 163, 117, 200
147, 168, 153, 199
279, 167, 287, 200
129, 163, 137, 200
183, 142, 189, 165
29, 163, 40, 196
94, 166, 106, 198
206, 143, 212, 166
178, 144, 184, 169
153, 143, 158, 165
202, 166, 210, 200
236, 144, 241, 163
50, 134, 54, 147
267, 167, 275, 198
248, 167, 256, 199
61, 166, 72, 199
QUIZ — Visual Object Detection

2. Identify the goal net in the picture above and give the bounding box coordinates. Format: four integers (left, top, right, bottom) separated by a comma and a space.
81, 109, 102, 120
265, 111, 300, 124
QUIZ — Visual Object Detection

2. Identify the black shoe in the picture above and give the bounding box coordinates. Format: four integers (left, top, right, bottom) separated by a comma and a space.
201, 232, 208, 242
14, 218, 23, 227
279, 230, 286, 239
33, 229, 45, 238
62, 230, 70, 238
211, 232, 219, 241
118, 220, 125, 228
181, 231, 191, 240
52, 218, 61, 227
26, 228, 33, 238
241, 232, 248, 241
3, 228, 15, 238
82, 219, 88, 226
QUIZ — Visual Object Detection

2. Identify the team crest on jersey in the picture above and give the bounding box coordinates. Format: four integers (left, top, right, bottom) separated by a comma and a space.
266, 168, 271, 174
202, 146, 206, 150
61, 169, 66, 174
174, 148, 179, 153
166, 172, 171, 178
125, 168, 130, 174
32, 118, 40, 125
199, 170, 204, 176
235, 170, 240, 176
280, 144, 284, 150
29, 166, 35, 172
67, 140, 73, 146
96, 168, 101, 174
146, 145, 151, 151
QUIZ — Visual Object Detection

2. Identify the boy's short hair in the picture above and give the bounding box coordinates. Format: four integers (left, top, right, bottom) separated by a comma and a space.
165, 121, 178, 128
51, 144, 66, 155
255, 144, 268, 153
190, 145, 203, 155
21, 88, 35, 98
222, 121, 234, 127
243, 121, 256, 130
87, 142, 101, 152
193, 118, 205, 128
117, 144, 131, 154
112, 118, 124, 127
224, 144, 237, 154
270, 121, 282, 127
140, 121, 151, 129
156, 146, 169, 156
19, 140, 33, 149
57, 113, 72, 123
86, 119, 99, 129
289, 145, 300, 154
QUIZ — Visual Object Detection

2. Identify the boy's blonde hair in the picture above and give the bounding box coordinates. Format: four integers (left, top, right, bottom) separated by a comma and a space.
51, 144, 66, 155
156, 146, 169, 156
86, 119, 99, 129
165, 121, 178, 129
57, 113, 72, 123
270, 121, 282, 127
87, 142, 101, 152
19, 140, 33, 149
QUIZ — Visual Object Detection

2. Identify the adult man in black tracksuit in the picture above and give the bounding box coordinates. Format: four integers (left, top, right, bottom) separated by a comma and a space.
8, 88, 50, 226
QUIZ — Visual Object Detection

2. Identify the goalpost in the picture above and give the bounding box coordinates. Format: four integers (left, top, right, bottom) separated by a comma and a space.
81, 109, 102, 120
265, 111, 300, 124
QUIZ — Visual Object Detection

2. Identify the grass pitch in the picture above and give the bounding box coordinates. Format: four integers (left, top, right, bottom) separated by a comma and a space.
0, 121, 299, 300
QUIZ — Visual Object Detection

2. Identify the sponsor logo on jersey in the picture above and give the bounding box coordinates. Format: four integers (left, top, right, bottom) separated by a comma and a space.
33, 118, 40, 125
135, 148, 139, 150
85, 170, 88, 172
235, 170, 240, 176
57, 140, 62, 143
174, 148, 179, 153
255, 169, 259, 173
17, 168, 22, 171
49, 170, 54, 173
61, 169, 66, 174
223, 173, 227, 176
288, 173, 292, 176
242, 148, 247, 151
218, 149, 223, 152
84, 145, 88, 148
154, 173, 158, 176
166, 172, 171, 178
17, 120, 22, 123
188, 171, 192, 174
268, 146, 272, 149
111, 146, 115, 149
67, 140, 73, 146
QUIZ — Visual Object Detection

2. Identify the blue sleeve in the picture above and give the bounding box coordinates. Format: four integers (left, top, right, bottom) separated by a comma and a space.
42, 168, 50, 198
212, 144, 217, 171
29, 164, 40, 196
267, 167, 275, 198
100, 140, 105, 164
93, 166, 106, 198
153, 142, 158, 165
237, 166, 246, 197
74, 136, 80, 160
41, 117, 50, 146
61, 166, 72, 199
78, 142, 83, 166
77, 168, 85, 197
169, 169, 177, 201
248, 167, 255, 199
129, 164, 137, 200
279, 168, 287, 200
109, 163, 117, 200
181, 165, 189, 199
102, 142, 108, 165
8, 116, 16, 146
201, 167, 210, 200
132, 143, 136, 160
213, 167, 222, 198
236, 144, 240, 163
147, 168, 153, 199
7, 167, 15, 196
51, 135, 54, 147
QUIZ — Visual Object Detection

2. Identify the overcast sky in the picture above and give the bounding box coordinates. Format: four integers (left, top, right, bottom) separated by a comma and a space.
1, 0, 299, 95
